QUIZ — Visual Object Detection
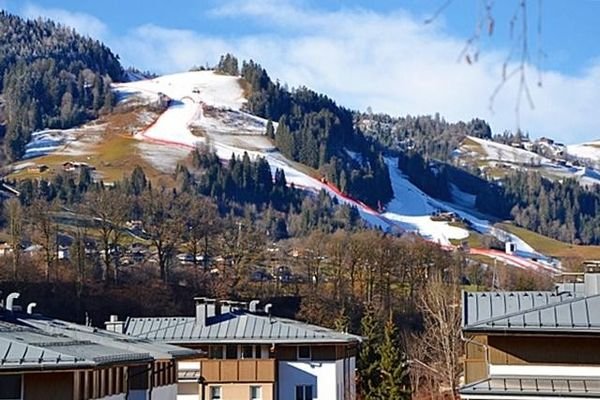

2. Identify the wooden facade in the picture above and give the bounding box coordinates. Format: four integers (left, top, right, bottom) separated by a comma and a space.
200, 359, 276, 382
464, 333, 600, 384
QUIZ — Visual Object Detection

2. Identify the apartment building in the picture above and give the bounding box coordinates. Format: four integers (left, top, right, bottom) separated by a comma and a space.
122, 298, 361, 400
0, 292, 199, 400
460, 267, 600, 399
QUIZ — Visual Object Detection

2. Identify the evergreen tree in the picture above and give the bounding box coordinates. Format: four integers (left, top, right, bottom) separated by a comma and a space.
358, 306, 382, 399
375, 319, 411, 400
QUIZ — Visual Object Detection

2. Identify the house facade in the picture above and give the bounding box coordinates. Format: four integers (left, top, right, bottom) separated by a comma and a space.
0, 292, 198, 400
460, 268, 600, 399
122, 298, 360, 400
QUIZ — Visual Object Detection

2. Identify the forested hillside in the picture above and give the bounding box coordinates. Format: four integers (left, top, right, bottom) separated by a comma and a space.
0, 12, 123, 161
218, 55, 393, 209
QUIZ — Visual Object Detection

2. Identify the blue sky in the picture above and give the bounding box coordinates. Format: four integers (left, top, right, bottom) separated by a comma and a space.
2, 0, 600, 143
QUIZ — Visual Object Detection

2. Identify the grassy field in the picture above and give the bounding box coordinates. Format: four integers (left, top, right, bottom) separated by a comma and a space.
8, 107, 177, 188
498, 222, 600, 260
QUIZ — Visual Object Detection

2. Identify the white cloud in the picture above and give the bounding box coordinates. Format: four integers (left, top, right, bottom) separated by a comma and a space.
21, 3, 108, 40
18, 1, 600, 143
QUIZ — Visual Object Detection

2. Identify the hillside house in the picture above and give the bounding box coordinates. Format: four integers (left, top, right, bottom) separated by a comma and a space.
460, 266, 600, 399
121, 298, 361, 400
0, 292, 199, 400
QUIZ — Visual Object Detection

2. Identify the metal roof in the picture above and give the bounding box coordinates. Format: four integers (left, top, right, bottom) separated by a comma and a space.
21, 317, 199, 361
463, 291, 577, 328
460, 377, 600, 397
0, 321, 151, 371
125, 310, 361, 344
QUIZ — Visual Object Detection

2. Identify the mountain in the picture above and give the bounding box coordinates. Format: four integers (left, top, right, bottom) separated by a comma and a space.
0, 11, 123, 162
5, 14, 600, 267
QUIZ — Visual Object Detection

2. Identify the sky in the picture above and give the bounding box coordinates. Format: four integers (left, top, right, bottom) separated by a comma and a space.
2, 0, 600, 144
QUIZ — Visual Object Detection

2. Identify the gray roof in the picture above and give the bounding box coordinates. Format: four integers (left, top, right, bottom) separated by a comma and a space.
0, 321, 151, 371
21, 317, 199, 361
463, 290, 600, 334
125, 311, 361, 344
460, 377, 600, 397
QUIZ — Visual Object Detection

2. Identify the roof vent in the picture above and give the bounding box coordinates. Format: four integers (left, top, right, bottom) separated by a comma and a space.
249, 300, 260, 312
6, 292, 19, 312
27, 302, 37, 314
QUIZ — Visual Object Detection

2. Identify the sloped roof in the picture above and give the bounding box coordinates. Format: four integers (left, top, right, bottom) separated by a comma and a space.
460, 376, 600, 398
0, 321, 150, 371
125, 310, 361, 344
21, 317, 199, 360
463, 291, 577, 328
463, 290, 600, 333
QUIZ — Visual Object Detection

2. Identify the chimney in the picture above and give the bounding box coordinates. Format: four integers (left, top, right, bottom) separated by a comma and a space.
105, 315, 124, 334
195, 297, 220, 325
5, 292, 19, 312
585, 263, 600, 296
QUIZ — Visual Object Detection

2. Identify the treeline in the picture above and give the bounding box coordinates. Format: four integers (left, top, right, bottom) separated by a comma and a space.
476, 171, 600, 244
357, 112, 492, 162
212, 55, 393, 208
0, 11, 123, 160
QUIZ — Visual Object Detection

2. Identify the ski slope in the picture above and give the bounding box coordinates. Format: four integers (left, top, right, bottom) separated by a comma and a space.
568, 141, 600, 164
112, 70, 559, 268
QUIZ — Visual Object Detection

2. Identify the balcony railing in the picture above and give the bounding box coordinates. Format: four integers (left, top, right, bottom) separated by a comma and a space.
200, 359, 276, 382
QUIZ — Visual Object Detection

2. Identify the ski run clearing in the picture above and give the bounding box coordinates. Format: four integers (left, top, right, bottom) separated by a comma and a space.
20, 70, 559, 272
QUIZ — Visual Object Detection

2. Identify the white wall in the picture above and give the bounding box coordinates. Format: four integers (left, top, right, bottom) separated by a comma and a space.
278, 360, 337, 400
98, 395, 126, 400
490, 364, 600, 377
152, 384, 178, 400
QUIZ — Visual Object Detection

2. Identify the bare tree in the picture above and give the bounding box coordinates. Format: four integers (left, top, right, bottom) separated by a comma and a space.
4, 198, 23, 280
141, 188, 184, 282
27, 199, 59, 282
84, 189, 130, 284
410, 263, 463, 399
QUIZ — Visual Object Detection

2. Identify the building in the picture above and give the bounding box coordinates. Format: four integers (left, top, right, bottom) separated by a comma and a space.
0, 292, 199, 400
121, 298, 361, 400
460, 267, 600, 399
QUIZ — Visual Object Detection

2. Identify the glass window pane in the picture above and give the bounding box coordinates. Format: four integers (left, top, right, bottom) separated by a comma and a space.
295, 385, 304, 400
298, 346, 311, 359
226, 345, 237, 359
242, 345, 254, 359
210, 346, 224, 359
250, 385, 262, 399
305, 385, 313, 400
256, 345, 264, 359
0, 375, 21, 399
211, 386, 222, 400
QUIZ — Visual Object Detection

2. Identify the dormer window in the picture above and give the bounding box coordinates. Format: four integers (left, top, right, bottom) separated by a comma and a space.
297, 345, 311, 360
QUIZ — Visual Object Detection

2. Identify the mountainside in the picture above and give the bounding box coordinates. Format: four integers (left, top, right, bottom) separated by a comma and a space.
0, 12, 123, 161
5, 15, 600, 266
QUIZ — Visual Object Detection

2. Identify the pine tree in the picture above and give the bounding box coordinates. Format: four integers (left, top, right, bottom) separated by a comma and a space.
376, 319, 411, 400
358, 306, 382, 400
266, 119, 275, 139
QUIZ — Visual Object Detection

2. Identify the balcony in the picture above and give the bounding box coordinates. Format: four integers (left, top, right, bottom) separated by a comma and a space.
200, 359, 276, 383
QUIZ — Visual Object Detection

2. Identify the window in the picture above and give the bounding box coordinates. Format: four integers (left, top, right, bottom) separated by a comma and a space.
209, 345, 224, 359
297, 346, 311, 360
0, 375, 22, 400
241, 345, 254, 359
295, 385, 313, 400
250, 385, 262, 400
210, 386, 222, 400
226, 345, 237, 359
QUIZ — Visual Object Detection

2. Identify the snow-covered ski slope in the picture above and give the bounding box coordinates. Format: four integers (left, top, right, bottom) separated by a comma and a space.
568, 141, 600, 164
114, 71, 486, 245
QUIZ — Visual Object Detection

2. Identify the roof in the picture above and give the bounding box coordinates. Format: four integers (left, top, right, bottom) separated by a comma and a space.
0, 321, 151, 371
20, 316, 199, 361
460, 377, 600, 398
460, 290, 600, 333
125, 310, 361, 344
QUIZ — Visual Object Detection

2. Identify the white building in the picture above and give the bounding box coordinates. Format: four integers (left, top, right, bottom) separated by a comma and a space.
122, 298, 361, 400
